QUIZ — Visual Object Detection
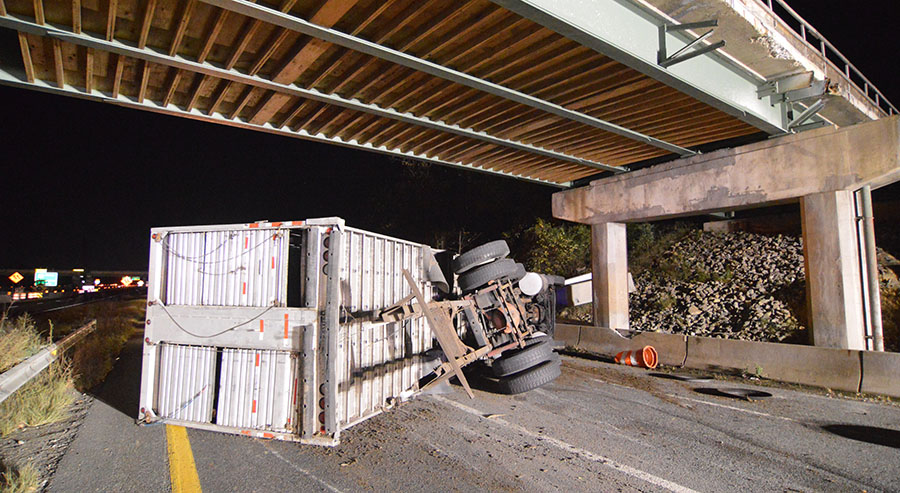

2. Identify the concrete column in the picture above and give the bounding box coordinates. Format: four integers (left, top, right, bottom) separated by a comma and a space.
800, 190, 865, 349
591, 222, 629, 330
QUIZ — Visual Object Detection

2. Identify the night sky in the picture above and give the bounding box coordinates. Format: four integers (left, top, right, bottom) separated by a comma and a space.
1, 0, 896, 270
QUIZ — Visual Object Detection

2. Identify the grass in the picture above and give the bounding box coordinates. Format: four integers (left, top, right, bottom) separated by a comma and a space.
32, 299, 146, 391
0, 462, 39, 493
0, 299, 145, 439
0, 314, 45, 374
0, 362, 74, 437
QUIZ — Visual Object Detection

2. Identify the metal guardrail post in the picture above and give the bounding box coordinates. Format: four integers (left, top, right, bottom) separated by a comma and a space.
0, 320, 97, 404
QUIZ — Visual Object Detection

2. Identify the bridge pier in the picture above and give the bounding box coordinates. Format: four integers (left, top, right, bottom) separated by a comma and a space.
591, 223, 629, 330
801, 191, 866, 349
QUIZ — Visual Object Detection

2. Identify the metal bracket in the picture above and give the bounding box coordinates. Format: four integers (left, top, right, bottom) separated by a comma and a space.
657, 20, 726, 68
780, 80, 827, 103
787, 99, 826, 131
757, 72, 814, 99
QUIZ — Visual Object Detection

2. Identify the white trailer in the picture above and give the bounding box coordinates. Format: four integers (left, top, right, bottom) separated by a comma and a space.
138, 217, 439, 446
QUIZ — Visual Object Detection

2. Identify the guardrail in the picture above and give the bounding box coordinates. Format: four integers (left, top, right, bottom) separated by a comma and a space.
0, 320, 97, 405
758, 0, 897, 116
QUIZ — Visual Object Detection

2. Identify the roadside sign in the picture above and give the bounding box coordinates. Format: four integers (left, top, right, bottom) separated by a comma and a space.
121, 276, 133, 287
34, 270, 59, 287
9, 272, 24, 283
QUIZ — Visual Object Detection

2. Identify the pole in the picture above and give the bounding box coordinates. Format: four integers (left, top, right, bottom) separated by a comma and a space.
860, 185, 884, 351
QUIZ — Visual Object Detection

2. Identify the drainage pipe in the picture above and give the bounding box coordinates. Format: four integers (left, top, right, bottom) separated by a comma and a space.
860, 185, 884, 351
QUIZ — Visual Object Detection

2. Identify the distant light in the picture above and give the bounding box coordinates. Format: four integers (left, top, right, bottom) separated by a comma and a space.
73, 268, 84, 272
136, 280, 145, 287
94, 279, 101, 285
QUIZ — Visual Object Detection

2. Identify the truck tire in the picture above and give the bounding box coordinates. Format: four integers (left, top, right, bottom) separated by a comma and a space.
458, 258, 517, 292
452, 240, 509, 274
509, 262, 527, 283
497, 354, 561, 394
492, 338, 553, 377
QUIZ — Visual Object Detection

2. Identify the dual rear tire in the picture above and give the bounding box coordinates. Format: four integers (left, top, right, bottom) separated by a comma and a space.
492, 338, 561, 394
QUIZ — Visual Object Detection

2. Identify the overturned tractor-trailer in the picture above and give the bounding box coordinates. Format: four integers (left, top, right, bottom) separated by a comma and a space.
137, 217, 562, 445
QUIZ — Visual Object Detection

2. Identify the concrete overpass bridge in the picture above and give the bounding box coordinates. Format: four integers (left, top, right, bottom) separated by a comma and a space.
0, 0, 896, 358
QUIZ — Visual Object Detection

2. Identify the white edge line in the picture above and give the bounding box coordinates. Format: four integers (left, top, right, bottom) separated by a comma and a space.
264, 444, 344, 493
430, 395, 700, 493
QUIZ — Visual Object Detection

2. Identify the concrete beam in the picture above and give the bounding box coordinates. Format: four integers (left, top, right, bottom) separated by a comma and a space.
553, 115, 900, 224
801, 191, 865, 350
591, 223, 630, 330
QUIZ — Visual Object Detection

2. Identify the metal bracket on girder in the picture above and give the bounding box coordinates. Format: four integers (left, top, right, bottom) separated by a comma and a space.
758, 72, 827, 104
759, 73, 830, 133
657, 20, 726, 69
787, 99, 827, 132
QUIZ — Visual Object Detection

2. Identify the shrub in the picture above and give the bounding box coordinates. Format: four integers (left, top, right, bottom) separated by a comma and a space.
511, 218, 591, 278
0, 314, 45, 374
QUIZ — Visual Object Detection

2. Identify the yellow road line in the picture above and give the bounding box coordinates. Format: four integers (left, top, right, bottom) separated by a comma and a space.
166, 425, 203, 493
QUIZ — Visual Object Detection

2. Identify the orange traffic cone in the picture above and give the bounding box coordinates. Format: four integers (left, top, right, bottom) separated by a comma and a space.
614, 346, 658, 369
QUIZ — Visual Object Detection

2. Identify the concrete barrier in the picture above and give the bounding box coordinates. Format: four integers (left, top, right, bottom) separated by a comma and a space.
684, 337, 861, 393
555, 324, 686, 367
554, 323, 581, 348
628, 332, 687, 367
555, 323, 900, 398
860, 350, 900, 398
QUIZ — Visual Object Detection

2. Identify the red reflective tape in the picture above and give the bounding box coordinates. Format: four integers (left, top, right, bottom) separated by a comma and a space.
259, 319, 264, 333
240, 430, 251, 436
262, 432, 274, 439
271, 222, 282, 227
292, 221, 304, 226
244, 237, 249, 248
242, 282, 247, 295
255, 353, 260, 367
284, 313, 289, 339
249, 223, 259, 229
251, 400, 257, 413
271, 256, 275, 269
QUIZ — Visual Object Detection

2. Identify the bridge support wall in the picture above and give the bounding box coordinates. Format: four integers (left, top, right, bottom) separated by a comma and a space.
554, 116, 899, 349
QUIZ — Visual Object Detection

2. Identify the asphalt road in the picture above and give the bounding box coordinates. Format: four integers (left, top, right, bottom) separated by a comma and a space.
2, 288, 147, 317
48, 339, 900, 492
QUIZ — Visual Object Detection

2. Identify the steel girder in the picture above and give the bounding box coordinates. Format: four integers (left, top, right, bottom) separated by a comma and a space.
200, 0, 697, 157
492, 0, 787, 135
0, 62, 569, 187
0, 17, 574, 187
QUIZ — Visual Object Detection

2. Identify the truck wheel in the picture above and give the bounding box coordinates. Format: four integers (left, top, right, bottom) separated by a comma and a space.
452, 240, 509, 274
509, 262, 527, 283
458, 258, 517, 292
497, 354, 561, 394
492, 338, 553, 377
